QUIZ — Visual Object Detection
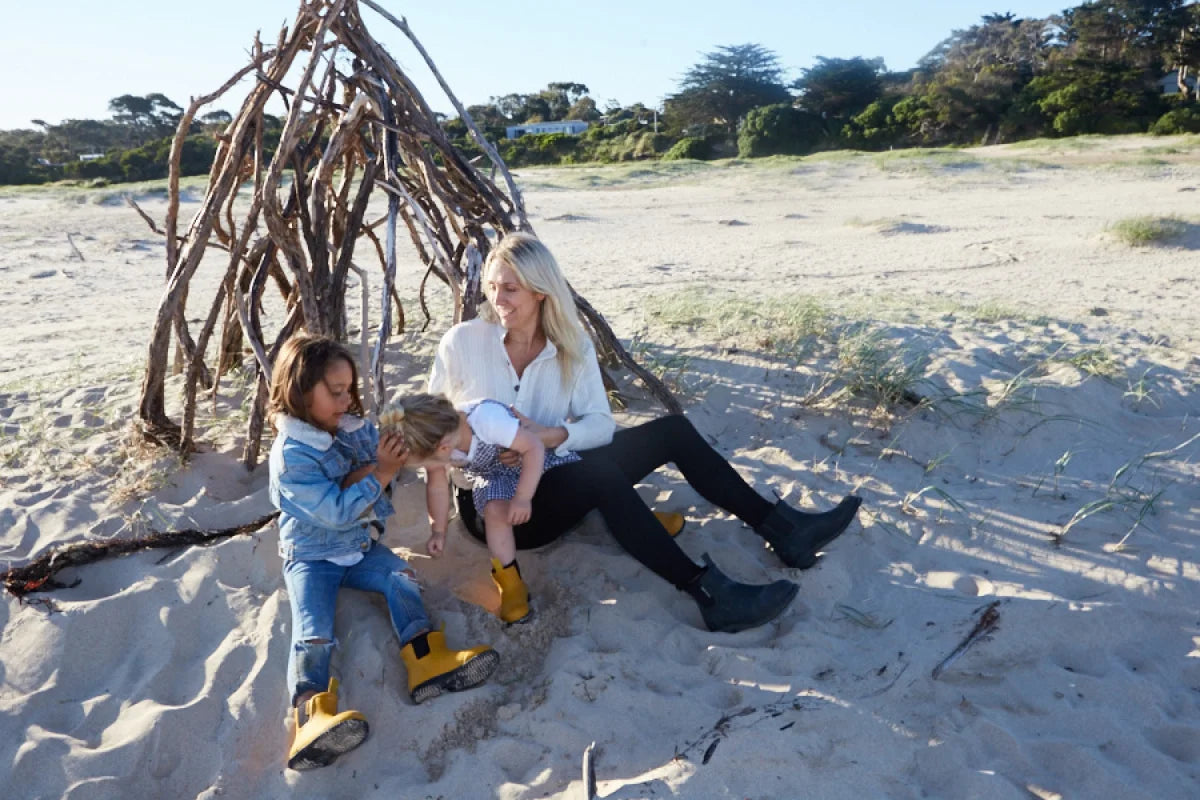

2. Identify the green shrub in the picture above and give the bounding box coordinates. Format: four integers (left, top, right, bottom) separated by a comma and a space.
737, 104, 825, 158
841, 98, 903, 149
1150, 106, 1200, 135
1108, 215, 1187, 246
663, 137, 710, 160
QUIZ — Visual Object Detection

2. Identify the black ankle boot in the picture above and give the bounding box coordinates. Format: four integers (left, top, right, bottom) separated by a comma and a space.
755, 495, 862, 569
684, 554, 799, 633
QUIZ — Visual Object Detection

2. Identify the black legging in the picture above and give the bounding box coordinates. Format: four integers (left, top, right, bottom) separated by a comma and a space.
457, 415, 774, 588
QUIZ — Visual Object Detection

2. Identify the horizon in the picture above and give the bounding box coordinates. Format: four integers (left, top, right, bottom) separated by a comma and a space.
3, 1, 1070, 131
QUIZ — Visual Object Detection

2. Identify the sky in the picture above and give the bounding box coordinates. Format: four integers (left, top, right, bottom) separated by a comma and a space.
1, 1, 1072, 131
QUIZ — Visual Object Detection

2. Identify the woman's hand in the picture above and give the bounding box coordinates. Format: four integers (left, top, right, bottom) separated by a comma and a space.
509, 407, 568, 449
426, 528, 446, 557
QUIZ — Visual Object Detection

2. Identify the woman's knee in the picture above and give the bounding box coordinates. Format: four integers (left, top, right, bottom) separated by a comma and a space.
648, 413, 696, 440
574, 456, 640, 499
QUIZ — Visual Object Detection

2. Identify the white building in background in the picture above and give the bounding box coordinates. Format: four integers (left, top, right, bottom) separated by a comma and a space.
505, 120, 589, 139
1159, 69, 1197, 95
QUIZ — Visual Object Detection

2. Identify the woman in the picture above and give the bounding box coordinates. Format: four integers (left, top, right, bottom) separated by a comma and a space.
428, 233, 861, 633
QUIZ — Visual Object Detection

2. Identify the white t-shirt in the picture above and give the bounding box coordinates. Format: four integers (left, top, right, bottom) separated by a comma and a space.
428, 318, 615, 456
451, 401, 521, 465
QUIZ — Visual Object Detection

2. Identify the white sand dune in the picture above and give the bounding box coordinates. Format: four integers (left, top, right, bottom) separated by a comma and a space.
2, 136, 1199, 799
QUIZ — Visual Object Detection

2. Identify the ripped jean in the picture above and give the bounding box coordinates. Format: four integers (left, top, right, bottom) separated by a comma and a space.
283, 540, 430, 705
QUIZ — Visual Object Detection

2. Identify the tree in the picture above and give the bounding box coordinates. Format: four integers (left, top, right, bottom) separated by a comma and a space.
1165, 2, 1200, 100
737, 104, 825, 156
108, 93, 183, 145
1060, 0, 1183, 71
1024, 58, 1164, 134
542, 82, 590, 120
566, 96, 600, 121
793, 56, 886, 122
665, 43, 792, 134
200, 110, 234, 130
906, 13, 1055, 144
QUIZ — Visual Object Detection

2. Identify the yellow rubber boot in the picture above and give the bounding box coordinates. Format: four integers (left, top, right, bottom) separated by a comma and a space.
286, 678, 369, 771
491, 558, 533, 625
400, 630, 500, 704
654, 511, 686, 537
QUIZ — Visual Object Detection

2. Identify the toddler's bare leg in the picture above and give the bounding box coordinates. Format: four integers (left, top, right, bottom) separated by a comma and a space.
483, 501, 517, 565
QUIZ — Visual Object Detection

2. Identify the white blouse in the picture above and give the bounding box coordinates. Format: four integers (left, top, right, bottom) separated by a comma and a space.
428, 318, 615, 456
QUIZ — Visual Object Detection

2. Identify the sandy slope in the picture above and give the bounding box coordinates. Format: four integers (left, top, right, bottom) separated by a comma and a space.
1, 135, 1198, 799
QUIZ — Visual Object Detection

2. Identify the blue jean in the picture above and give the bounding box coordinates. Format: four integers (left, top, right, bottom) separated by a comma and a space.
283, 541, 431, 705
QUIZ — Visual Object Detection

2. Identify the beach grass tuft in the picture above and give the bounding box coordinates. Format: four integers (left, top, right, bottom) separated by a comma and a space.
645, 288, 830, 355
1107, 215, 1187, 246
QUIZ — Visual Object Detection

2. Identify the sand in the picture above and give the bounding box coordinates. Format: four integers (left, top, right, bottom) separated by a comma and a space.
2, 135, 1198, 799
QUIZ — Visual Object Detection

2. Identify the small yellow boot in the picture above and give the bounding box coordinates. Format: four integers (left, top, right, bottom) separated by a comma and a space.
491, 558, 533, 625
400, 630, 500, 704
653, 511, 686, 537
286, 678, 369, 771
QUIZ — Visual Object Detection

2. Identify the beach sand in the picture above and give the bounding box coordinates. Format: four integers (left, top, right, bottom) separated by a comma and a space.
2, 135, 1198, 799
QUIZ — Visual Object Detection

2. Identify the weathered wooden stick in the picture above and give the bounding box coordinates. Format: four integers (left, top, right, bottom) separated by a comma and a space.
65, 232, 85, 261
2, 513, 280, 598
932, 600, 1001, 680
358, 0, 528, 230
580, 741, 598, 800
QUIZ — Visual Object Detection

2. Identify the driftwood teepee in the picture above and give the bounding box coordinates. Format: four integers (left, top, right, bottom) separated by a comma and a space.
134, 0, 678, 470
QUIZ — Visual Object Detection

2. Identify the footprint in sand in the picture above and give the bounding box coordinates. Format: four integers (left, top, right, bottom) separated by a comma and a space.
923, 570, 995, 597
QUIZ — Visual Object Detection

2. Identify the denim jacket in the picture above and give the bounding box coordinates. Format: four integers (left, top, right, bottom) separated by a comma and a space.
268, 413, 396, 562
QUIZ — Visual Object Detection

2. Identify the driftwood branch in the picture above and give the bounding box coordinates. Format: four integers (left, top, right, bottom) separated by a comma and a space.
65, 232, 85, 261
2, 513, 280, 598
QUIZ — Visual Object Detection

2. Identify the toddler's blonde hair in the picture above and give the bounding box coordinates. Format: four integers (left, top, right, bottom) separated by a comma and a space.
379, 393, 459, 458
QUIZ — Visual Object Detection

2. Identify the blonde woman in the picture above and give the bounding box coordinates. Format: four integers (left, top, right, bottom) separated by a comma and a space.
428, 233, 861, 633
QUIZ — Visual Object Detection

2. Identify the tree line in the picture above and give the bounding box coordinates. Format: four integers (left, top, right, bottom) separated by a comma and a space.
2, 1, 1199, 185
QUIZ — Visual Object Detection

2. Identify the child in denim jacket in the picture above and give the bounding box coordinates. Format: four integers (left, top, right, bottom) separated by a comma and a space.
268, 334, 498, 771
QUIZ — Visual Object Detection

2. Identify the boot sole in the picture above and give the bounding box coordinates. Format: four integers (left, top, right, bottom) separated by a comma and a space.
287, 717, 369, 771
411, 649, 501, 704
502, 606, 534, 626
501, 595, 534, 626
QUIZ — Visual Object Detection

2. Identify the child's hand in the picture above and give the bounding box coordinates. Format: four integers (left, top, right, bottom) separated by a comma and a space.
508, 498, 532, 526
377, 432, 408, 472
426, 528, 446, 557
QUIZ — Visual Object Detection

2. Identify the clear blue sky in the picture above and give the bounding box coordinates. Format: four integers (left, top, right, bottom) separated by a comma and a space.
2, 1, 1070, 130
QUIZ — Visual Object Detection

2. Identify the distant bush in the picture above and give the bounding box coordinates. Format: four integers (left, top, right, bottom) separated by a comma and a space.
1107, 215, 1187, 246
498, 132, 580, 166
737, 104, 825, 157
841, 98, 902, 150
1150, 106, 1200, 135
579, 130, 671, 163
663, 137, 710, 160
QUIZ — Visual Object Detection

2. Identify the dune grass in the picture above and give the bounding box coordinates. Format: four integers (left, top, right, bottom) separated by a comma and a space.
1107, 215, 1188, 246
644, 288, 830, 355
642, 288, 929, 410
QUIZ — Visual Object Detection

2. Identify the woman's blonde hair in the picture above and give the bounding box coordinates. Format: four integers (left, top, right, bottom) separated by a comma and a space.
269, 333, 363, 427
480, 232, 585, 386
379, 393, 460, 458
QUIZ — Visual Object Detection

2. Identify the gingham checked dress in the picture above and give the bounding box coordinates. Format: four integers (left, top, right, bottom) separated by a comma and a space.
453, 400, 580, 515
